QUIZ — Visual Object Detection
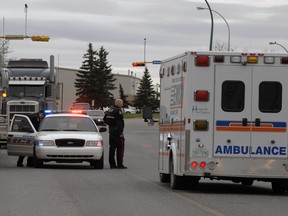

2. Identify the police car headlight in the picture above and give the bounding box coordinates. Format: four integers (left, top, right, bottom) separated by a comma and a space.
86, 140, 103, 147
37, 140, 55, 146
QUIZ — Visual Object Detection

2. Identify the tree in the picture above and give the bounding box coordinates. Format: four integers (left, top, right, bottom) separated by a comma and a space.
0, 39, 10, 69
119, 84, 129, 107
134, 67, 156, 110
75, 43, 116, 108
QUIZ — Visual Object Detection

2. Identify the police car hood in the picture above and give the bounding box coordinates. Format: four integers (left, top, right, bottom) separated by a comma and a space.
37, 131, 102, 140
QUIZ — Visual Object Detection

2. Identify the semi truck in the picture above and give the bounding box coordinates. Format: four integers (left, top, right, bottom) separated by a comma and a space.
144, 51, 288, 193
0, 57, 59, 147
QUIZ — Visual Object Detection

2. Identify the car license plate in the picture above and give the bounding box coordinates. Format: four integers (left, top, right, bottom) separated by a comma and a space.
193, 148, 208, 157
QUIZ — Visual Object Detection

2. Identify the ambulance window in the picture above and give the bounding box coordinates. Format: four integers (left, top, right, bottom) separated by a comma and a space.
221, 81, 245, 112
259, 81, 282, 113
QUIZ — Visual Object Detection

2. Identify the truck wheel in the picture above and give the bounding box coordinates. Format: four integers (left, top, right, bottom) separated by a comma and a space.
91, 155, 104, 169
159, 173, 170, 183
271, 181, 287, 194
170, 157, 183, 189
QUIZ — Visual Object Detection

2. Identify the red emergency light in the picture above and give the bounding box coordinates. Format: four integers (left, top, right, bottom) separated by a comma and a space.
195, 56, 210, 67
194, 90, 209, 101
70, 110, 83, 114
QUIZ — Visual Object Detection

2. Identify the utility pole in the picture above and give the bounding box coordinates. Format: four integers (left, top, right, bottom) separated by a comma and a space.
24, 4, 28, 37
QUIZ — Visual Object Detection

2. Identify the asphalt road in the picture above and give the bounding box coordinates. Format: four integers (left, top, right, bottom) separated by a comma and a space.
1, 118, 288, 216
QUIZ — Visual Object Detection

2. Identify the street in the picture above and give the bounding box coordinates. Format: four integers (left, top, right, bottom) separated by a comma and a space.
1, 118, 288, 216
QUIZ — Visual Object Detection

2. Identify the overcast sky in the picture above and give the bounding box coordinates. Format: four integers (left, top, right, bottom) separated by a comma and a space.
1, 0, 288, 84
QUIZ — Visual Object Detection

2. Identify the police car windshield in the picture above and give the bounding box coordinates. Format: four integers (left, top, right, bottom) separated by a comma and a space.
39, 116, 97, 132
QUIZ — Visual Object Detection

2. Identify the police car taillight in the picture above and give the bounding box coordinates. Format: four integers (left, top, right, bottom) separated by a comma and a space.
195, 56, 210, 66
194, 90, 209, 101
193, 120, 208, 131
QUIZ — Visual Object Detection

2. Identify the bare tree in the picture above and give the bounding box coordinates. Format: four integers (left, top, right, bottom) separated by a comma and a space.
0, 39, 10, 69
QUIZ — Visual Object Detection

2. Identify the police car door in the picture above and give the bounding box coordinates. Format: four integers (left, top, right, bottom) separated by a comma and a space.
7, 114, 37, 157
250, 66, 288, 158
214, 65, 252, 157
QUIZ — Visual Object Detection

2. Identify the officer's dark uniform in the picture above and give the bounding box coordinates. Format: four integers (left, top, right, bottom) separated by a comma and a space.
17, 110, 45, 167
106, 105, 126, 169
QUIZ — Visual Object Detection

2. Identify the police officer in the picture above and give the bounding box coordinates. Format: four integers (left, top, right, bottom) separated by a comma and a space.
106, 99, 127, 169
17, 110, 45, 167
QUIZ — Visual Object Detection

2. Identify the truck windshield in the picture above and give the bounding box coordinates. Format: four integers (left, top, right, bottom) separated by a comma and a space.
9, 85, 45, 98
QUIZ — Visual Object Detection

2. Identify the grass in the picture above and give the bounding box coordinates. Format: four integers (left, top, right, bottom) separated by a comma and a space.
124, 113, 159, 119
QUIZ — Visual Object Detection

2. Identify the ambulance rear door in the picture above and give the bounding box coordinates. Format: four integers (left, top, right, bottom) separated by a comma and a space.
214, 65, 288, 159
250, 66, 288, 158
214, 65, 252, 157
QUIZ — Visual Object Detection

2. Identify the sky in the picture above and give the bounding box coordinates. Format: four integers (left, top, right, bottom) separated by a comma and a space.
1, 0, 288, 84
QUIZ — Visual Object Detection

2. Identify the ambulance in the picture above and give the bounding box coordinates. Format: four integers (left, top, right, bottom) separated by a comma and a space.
149, 51, 288, 193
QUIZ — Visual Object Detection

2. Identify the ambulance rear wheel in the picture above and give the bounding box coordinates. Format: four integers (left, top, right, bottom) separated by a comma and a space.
241, 179, 253, 186
170, 157, 183, 189
159, 173, 170, 183
271, 182, 287, 194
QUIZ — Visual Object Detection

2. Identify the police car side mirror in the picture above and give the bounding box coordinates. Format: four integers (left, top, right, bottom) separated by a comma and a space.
99, 127, 107, 133
167, 132, 173, 141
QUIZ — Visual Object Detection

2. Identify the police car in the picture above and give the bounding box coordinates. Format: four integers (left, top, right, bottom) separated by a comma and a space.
7, 113, 106, 169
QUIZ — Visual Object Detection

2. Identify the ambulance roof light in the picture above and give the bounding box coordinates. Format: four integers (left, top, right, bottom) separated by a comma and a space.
264, 56, 275, 64
247, 56, 258, 64
230, 56, 241, 63
281, 57, 288, 64
214, 55, 225, 63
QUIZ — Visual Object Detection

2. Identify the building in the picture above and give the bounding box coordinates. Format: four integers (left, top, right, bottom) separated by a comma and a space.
56, 67, 141, 110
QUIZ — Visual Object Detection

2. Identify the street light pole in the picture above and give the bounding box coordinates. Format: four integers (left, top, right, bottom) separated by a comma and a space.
24, 4, 28, 37
197, 7, 230, 51
269, 41, 288, 53
204, 0, 214, 51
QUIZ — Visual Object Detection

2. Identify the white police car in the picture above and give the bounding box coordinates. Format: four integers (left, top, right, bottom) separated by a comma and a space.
7, 113, 106, 169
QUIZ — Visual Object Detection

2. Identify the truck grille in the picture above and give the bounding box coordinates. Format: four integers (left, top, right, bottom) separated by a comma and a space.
55, 139, 85, 147
9, 105, 36, 120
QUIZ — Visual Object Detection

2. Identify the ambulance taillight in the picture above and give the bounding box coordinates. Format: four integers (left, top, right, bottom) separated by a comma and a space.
193, 120, 209, 131
199, 161, 207, 169
194, 90, 209, 101
191, 161, 198, 169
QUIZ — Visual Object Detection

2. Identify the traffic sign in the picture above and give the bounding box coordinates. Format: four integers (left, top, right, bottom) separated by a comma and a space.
152, 60, 161, 64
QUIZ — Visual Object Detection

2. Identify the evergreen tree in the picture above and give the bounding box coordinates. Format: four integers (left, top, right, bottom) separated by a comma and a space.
134, 67, 156, 110
119, 84, 129, 107
75, 44, 116, 108
95, 46, 116, 108
75, 42, 96, 104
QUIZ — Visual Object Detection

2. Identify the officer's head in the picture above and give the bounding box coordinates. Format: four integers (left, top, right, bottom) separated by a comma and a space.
115, 99, 123, 108
38, 110, 45, 119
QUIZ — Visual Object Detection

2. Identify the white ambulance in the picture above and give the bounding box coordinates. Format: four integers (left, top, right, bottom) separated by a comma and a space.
151, 51, 288, 193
